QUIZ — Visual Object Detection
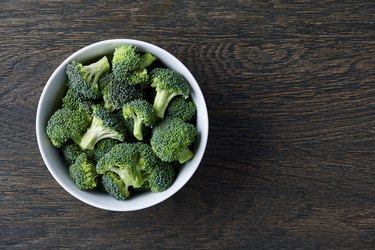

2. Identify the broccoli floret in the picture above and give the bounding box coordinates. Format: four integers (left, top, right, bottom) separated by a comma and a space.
66, 56, 110, 99
150, 68, 190, 119
135, 142, 174, 192
96, 143, 146, 199
97, 142, 168, 199
165, 96, 196, 122
46, 107, 91, 148
61, 142, 83, 164
151, 117, 196, 163
69, 153, 99, 190
62, 88, 94, 115
112, 45, 140, 81
98, 72, 113, 93
132, 181, 151, 193
127, 53, 157, 85
101, 171, 129, 200
112, 45, 156, 85
148, 161, 174, 192
102, 77, 143, 111
123, 99, 156, 141
79, 105, 125, 150
86, 138, 118, 163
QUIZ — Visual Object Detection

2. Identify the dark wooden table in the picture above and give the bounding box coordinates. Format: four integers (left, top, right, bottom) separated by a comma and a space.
1, 1, 374, 249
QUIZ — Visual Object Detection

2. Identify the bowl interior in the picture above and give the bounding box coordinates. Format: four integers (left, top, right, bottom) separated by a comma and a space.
36, 39, 209, 211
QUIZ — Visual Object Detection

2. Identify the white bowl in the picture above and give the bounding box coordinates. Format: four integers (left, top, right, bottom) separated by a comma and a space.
36, 39, 209, 211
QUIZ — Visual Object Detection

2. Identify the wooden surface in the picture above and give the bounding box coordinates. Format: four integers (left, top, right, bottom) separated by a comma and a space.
1, 0, 374, 249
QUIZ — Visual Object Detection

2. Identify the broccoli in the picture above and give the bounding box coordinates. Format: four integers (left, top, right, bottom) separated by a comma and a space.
151, 117, 196, 163
66, 56, 110, 99
165, 96, 197, 122
132, 181, 151, 193
112, 45, 156, 85
148, 161, 175, 192
46, 107, 91, 148
62, 87, 94, 115
136, 142, 174, 192
98, 71, 113, 93
127, 53, 157, 85
122, 99, 156, 141
96, 143, 147, 199
102, 77, 143, 111
69, 153, 98, 190
62, 142, 83, 164
101, 171, 129, 200
86, 138, 118, 163
79, 105, 125, 150
97, 142, 173, 199
150, 68, 190, 119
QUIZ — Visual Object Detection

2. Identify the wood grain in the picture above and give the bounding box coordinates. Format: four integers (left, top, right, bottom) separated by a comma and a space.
1, 0, 374, 249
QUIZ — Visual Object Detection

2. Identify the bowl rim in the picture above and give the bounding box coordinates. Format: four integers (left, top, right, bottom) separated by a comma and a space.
36, 39, 209, 211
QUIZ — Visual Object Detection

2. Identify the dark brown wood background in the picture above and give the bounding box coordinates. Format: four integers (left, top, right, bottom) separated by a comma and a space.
1, 0, 374, 249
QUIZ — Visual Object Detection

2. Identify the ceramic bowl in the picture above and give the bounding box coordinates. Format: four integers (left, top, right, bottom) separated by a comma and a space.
36, 39, 209, 211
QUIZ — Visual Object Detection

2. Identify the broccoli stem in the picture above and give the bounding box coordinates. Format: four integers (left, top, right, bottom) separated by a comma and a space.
153, 89, 177, 119
84, 56, 110, 86
133, 117, 144, 141
138, 53, 157, 68
111, 166, 144, 189
79, 119, 115, 150
176, 147, 194, 164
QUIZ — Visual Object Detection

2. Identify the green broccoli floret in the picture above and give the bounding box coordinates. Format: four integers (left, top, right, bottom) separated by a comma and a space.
112, 45, 156, 85
98, 72, 112, 93
61, 142, 83, 164
86, 138, 118, 163
97, 142, 171, 199
96, 143, 147, 199
148, 161, 175, 192
136, 142, 174, 192
151, 117, 196, 163
69, 153, 98, 190
150, 68, 190, 119
46, 107, 91, 148
62, 88, 94, 115
132, 181, 151, 193
112, 45, 140, 81
123, 99, 156, 141
66, 56, 110, 99
127, 53, 157, 85
102, 77, 143, 111
101, 171, 129, 200
165, 96, 197, 122
79, 105, 125, 150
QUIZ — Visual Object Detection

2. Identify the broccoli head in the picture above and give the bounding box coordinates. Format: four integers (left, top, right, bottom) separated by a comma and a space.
148, 161, 175, 192
122, 99, 156, 141
127, 52, 157, 85
46, 107, 91, 148
150, 68, 190, 119
86, 138, 118, 163
102, 77, 143, 111
101, 171, 129, 200
79, 105, 125, 150
96, 143, 146, 199
151, 117, 196, 163
62, 87, 94, 115
112, 45, 156, 85
66, 56, 110, 99
165, 96, 197, 122
97, 142, 169, 199
98, 71, 113, 93
61, 142, 84, 164
69, 153, 99, 190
